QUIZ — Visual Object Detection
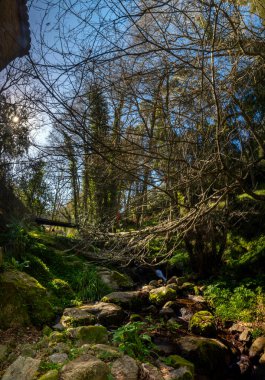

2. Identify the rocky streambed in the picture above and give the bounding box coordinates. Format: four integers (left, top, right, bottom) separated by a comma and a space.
1, 274, 265, 380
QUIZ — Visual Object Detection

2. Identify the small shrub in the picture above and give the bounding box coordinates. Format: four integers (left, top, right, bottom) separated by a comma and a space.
112, 322, 154, 360
49, 278, 74, 299
204, 284, 259, 322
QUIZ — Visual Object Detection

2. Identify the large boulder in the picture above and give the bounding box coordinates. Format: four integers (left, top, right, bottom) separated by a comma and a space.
189, 311, 216, 337
0, 270, 54, 328
102, 290, 148, 309
60, 354, 109, 380
2, 356, 40, 380
65, 302, 126, 327
177, 336, 230, 379
149, 286, 176, 306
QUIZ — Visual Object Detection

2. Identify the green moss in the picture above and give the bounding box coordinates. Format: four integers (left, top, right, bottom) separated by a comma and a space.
111, 271, 133, 288
166, 355, 194, 374
149, 286, 176, 305
68, 326, 108, 345
49, 278, 74, 299
189, 311, 216, 337
38, 370, 59, 380
0, 270, 55, 328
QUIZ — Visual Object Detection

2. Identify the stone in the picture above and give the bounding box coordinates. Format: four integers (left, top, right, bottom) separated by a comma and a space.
0, 270, 54, 328
149, 286, 176, 305
0, 344, 8, 362
60, 307, 96, 328
177, 336, 230, 378
48, 332, 65, 345
49, 353, 68, 364
38, 370, 59, 380
159, 362, 194, 380
140, 363, 164, 380
179, 282, 195, 294
166, 283, 178, 291
75, 302, 126, 326
2, 355, 40, 380
189, 311, 216, 337
101, 291, 148, 309
165, 355, 195, 374
50, 342, 70, 354
20, 343, 36, 357
249, 336, 265, 359
111, 355, 139, 380
159, 305, 175, 319
187, 295, 206, 305
149, 280, 160, 287
81, 343, 122, 360
238, 329, 251, 342
67, 325, 108, 345
53, 322, 65, 331
259, 352, 265, 364
98, 268, 133, 290
167, 276, 178, 285
60, 354, 109, 380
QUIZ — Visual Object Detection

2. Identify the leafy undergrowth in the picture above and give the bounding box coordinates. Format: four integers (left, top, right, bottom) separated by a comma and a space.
204, 280, 265, 324
1, 224, 111, 311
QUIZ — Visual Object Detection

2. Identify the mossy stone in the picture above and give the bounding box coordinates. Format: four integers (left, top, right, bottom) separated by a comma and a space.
68, 326, 108, 345
167, 354, 194, 375
0, 344, 8, 362
0, 270, 55, 329
38, 369, 59, 380
111, 271, 133, 288
189, 311, 216, 337
149, 286, 176, 305
43, 326, 53, 337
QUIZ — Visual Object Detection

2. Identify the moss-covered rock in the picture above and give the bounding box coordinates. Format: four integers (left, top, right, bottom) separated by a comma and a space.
189, 311, 216, 337
0, 344, 9, 363
177, 336, 230, 379
165, 355, 194, 375
180, 282, 195, 294
38, 370, 59, 380
149, 286, 176, 305
60, 307, 96, 328
0, 270, 55, 328
67, 326, 108, 345
98, 268, 133, 290
49, 279, 74, 299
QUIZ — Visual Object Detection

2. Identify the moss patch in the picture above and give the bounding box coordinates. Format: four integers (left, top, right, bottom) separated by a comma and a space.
189, 311, 216, 337
0, 270, 55, 328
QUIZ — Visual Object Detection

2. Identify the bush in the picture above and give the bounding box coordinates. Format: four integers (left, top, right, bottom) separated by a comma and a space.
204, 283, 261, 322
